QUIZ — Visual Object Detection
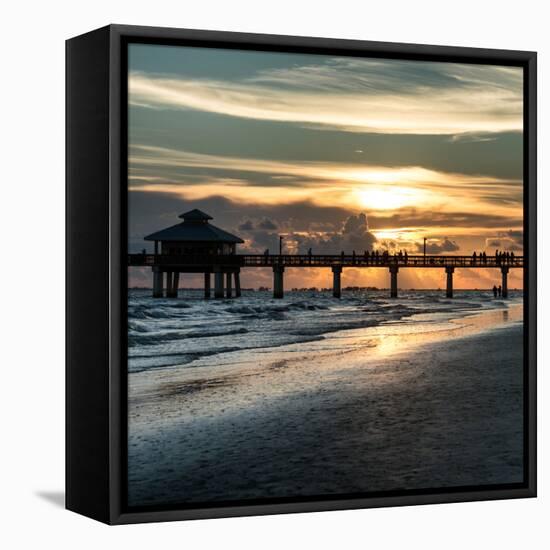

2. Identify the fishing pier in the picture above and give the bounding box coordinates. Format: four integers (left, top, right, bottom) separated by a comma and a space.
128, 209, 523, 300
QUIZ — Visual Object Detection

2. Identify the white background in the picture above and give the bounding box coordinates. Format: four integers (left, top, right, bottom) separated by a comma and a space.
1, 0, 547, 547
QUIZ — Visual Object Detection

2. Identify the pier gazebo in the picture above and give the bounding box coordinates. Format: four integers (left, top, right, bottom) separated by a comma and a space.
144, 209, 244, 298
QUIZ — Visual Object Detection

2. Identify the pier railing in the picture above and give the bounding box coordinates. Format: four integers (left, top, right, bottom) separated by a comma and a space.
128, 253, 524, 269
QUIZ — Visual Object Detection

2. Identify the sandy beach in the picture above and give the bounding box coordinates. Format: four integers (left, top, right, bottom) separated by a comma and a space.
128, 299, 524, 507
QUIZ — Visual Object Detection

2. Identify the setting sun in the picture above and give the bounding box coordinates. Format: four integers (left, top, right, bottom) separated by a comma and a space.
355, 185, 424, 210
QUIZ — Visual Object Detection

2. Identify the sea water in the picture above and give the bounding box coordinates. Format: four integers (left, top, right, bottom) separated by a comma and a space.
128, 289, 523, 374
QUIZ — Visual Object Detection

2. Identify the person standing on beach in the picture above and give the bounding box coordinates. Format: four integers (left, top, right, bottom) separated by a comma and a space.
493, 285, 498, 298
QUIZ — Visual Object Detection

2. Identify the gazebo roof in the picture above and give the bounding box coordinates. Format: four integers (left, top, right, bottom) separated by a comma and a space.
178, 209, 213, 222
144, 210, 244, 243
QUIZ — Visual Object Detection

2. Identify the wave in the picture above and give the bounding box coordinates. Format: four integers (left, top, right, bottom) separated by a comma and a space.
127, 289, 522, 373
128, 333, 327, 374
129, 327, 249, 347
128, 346, 242, 373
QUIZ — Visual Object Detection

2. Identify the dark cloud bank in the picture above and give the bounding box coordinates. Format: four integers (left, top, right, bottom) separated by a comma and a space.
129, 191, 522, 255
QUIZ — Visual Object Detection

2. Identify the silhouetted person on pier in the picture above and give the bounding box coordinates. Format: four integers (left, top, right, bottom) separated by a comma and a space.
352, 250, 356, 264
511, 251, 515, 264
493, 285, 498, 298
375, 250, 380, 264
472, 251, 477, 265
341, 250, 345, 261
364, 250, 369, 263
482, 251, 487, 264
498, 285, 502, 297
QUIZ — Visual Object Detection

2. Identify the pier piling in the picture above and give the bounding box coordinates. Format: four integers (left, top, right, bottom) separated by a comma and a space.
390, 265, 399, 298
501, 266, 509, 298
226, 272, 233, 298
153, 268, 163, 298
204, 272, 211, 299
235, 270, 241, 298
445, 266, 454, 298
332, 266, 342, 298
166, 272, 173, 298
273, 265, 285, 299
214, 269, 224, 299
171, 272, 179, 298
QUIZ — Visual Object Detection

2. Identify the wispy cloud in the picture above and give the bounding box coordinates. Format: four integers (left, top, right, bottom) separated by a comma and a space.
129, 59, 522, 135
129, 144, 522, 217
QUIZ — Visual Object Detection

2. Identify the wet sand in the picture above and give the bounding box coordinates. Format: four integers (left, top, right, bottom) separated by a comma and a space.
128, 305, 524, 506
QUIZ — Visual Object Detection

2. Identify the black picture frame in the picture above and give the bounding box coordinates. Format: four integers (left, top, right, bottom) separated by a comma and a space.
66, 24, 537, 525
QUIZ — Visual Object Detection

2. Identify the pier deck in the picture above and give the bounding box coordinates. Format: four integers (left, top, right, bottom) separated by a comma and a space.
127, 253, 523, 299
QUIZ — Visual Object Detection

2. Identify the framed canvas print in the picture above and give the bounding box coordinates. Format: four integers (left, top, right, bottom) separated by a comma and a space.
66, 24, 537, 524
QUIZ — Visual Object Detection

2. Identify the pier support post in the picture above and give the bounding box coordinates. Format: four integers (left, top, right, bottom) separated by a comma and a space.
332, 266, 342, 298
273, 265, 285, 299
153, 268, 163, 298
226, 272, 233, 298
214, 269, 224, 299
235, 270, 241, 298
501, 266, 509, 298
170, 272, 179, 298
166, 271, 173, 298
389, 265, 399, 298
204, 273, 211, 299
445, 266, 454, 298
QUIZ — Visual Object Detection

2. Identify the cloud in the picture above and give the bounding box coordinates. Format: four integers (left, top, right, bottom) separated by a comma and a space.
234, 211, 377, 254
258, 218, 278, 230
238, 220, 254, 231
293, 213, 377, 254
129, 144, 522, 217
128, 191, 523, 256
415, 238, 460, 254
369, 208, 523, 230
129, 59, 522, 135
486, 229, 523, 251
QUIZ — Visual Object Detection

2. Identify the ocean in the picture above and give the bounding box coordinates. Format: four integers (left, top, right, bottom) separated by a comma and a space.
128, 289, 523, 374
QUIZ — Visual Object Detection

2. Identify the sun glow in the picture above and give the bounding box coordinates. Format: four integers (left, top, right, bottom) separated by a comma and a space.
355, 186, 424, 210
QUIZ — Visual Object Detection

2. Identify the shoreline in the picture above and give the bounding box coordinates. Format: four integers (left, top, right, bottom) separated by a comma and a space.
128, 290, 522, 373
128, 303, 524, 506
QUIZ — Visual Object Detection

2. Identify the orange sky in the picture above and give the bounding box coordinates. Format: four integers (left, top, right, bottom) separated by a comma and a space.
128, 45, 524, 290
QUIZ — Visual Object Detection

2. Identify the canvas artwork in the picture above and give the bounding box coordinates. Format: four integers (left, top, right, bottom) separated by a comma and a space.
126, 44, 525, 509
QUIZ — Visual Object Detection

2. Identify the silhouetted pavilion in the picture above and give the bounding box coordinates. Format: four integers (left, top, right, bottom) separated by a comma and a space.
144, 209, 244, 298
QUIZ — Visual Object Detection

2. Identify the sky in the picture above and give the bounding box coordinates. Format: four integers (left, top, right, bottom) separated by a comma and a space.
128, 43, 524, 290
